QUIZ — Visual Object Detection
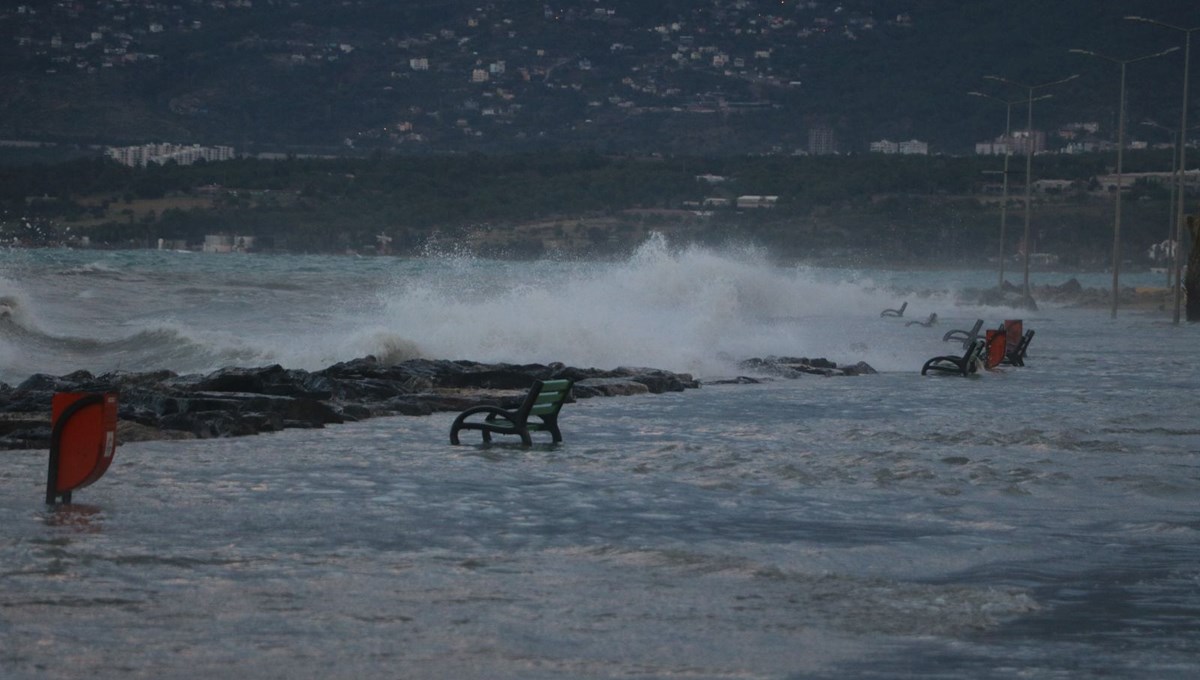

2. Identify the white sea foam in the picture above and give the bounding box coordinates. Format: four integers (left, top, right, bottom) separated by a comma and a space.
355, 234, 944, 375
0, 238, 1040, 380
0, 277, 44, 332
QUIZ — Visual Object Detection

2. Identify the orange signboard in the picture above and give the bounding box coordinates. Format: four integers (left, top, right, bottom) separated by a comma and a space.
985, 329, 1007, 369
47, 392, 118, 503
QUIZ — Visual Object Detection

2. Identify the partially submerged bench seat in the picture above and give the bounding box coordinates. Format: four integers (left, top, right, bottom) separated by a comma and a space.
943, 319, 984, 347
880, 301, 908, 317
449, 378, 573, 446
1001, 329, 1034, 367
921, 339, 985, 377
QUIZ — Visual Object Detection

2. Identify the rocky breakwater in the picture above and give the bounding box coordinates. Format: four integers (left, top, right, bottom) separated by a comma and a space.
0, 355, 873, 450
732, 356, 877, 380
959, 278, 1172, 310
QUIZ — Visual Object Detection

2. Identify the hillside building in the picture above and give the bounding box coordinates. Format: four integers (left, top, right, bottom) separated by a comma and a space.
107, 143, 236, 167
736, 195, 779, 209
975, 131, 1045, 156
808, 126, 837, 155
203, 234, 256, 253
869, 139, 929, 155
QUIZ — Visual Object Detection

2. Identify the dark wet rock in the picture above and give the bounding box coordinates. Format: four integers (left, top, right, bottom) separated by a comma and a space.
703, 376, 765, 385
439, 368, 538, 390
736, 356, 875, 378
0, 354, 874, 449
0, 427, 53, 450
574, 378, 651, 398
16, 371, 94, 393
962, 286, 1038, 310
610, 367, 698, 393
117, 419, 195, 443
0, 413, 49, 449
159, 411, 277, 438
957, 277, 1163, 310
1057, 278, 1083, 295
841, 361, 879, 376
337, 403, 373, 421
193, 365, 282, 393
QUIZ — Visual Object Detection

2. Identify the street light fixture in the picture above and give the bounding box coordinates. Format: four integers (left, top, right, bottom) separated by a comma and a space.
1069, 46, 1179, 318
1126, 16, 1200, 324
968, 90, 1052, 288
982, 73, 1080, 303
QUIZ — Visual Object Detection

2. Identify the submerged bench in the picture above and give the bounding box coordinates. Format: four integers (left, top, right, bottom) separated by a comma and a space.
943, 319, 984, 348
921, 339, 985, 377
880, 301, 908, 317
906, 312, 938, 327
923, 319, 1035, 376
1001, 329, 1035, 367
449, 378, 574, 446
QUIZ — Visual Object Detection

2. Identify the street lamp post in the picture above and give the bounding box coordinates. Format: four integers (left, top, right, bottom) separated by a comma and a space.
969, 91, 1051, 288
980, 167, 1010, 285
1141, 120, 1197, 288
1127, 16, 1199, 324
983, 74, 1080, 303
1069, 46, 1179, 318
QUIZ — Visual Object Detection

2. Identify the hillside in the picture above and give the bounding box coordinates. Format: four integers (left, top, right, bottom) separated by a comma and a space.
1, 0, 1196, 155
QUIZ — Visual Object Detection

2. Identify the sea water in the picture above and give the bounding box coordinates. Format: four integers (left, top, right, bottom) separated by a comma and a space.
1, 237, 1198, 678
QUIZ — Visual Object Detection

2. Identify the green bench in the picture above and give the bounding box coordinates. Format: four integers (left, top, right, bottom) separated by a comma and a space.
1001, 329, 1035, 367
921, 339, 985, 377
906, 312, 938, 327
942, 318, 984, 348
449, 378, 574, 446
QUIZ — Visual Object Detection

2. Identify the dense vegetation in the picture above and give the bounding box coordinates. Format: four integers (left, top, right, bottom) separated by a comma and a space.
0, 150, 1180, 267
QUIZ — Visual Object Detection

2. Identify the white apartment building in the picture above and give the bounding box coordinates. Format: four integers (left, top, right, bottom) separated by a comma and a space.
107, 143, 236, 167
870, 139, 929, 155
976, 131, 1045, 156
736, 195, 779, 209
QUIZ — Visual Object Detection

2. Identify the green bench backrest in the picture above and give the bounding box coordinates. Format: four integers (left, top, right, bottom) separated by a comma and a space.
528, 379, 572, 416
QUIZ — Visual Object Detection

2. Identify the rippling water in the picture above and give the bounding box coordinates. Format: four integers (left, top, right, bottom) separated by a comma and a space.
2, 241, 1198, 678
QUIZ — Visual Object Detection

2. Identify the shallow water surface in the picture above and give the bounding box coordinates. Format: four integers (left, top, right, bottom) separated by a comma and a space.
4, 364, 1200, 677
2, 246, 1199, 678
